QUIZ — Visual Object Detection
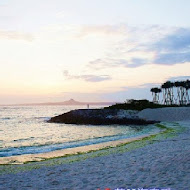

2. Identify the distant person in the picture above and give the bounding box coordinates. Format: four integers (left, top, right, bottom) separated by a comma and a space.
87, 104, 89, 109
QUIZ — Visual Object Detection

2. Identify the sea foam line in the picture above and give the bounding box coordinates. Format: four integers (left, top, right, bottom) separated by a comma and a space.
0, 130, 163, 165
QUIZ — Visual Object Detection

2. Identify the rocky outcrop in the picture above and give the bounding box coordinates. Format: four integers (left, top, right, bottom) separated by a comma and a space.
48, 109, 158, 125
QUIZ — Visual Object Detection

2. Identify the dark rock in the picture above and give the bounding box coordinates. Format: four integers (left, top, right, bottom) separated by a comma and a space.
48, 109, 159, 125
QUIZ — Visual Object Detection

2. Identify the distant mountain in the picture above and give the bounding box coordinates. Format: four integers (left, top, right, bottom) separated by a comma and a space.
59, 99, 84, 105
0, 99, 117, 106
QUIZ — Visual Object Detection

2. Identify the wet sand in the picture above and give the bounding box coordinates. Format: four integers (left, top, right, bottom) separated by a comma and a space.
0, 132, 159, 165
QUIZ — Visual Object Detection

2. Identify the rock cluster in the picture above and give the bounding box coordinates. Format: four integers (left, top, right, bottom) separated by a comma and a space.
49, 109, 158, 125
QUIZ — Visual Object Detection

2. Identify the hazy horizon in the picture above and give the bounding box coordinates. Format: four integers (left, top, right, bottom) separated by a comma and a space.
0, 98, 118, 106
0, 0, 190, 104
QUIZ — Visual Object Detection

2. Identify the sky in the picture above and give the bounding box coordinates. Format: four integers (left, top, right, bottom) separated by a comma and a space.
0, 0, 190, 104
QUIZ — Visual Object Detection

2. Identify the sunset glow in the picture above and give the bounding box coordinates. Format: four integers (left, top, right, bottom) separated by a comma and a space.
0, 0, 190, 104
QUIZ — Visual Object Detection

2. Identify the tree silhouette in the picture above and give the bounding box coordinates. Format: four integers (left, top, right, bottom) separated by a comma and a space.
152, 79, 190, 106
175, 81, 187, 105
185, 80, 190, 105
174, 81, 181, 104
150, 87, 162, 104
161, 81, 174, 105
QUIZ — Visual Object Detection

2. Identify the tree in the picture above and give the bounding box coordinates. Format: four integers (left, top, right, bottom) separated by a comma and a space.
161, 81, 174, 105
185, 80, 190, 105
151, 79, 190, 105
150, 87, 162, 104
174, 81, 181, 104
181, 81, 187, 105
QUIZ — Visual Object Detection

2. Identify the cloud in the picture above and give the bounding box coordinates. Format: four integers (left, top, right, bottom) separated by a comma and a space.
152, 28, 190, 65
154, 52, 190, 65
87, 26, 190, 70
89, 57, 148, 69
127, 58, 147, 68
89, 58, 127, 68
137, 83, 161, 88
0, 30, 34, 41
152, 28, 190, 52
63, 70, 111, 82
167, 75, 190, 81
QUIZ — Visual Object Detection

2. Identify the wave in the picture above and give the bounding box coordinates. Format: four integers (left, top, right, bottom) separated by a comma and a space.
0, 128, 159, 157
33, 117, 51, 121
0, 117, 11, 120
0, 134, 128, 157
12, 137, 35, 142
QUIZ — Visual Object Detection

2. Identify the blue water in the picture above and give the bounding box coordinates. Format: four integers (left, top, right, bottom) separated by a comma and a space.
0, 105, 159, 157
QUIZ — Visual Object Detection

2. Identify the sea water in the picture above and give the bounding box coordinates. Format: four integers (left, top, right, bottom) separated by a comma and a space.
0, 105, 159, 157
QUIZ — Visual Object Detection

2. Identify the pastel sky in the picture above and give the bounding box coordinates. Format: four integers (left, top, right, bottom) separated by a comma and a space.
0, 0, 190, 104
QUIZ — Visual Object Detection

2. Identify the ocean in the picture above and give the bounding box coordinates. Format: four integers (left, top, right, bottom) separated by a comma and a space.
0, 105, 159, 158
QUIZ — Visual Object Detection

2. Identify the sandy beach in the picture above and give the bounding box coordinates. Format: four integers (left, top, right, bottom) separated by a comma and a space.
0, 108, 190, 190
1, 0, 190, 189
0, 132, 160, 165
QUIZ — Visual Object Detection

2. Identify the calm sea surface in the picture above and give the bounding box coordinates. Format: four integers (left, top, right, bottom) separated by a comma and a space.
0, 105, 159, 157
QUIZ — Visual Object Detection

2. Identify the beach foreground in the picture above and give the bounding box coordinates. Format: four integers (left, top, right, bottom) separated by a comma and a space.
0, 108, 190, 190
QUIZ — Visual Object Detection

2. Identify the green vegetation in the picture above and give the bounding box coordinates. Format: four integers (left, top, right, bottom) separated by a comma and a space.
105, 99, 179, 111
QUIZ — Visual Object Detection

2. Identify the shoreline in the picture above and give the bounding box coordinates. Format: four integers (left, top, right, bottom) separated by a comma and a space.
1, 106, 190, 166
0, 121, 189, 189
0, 129, 162, 165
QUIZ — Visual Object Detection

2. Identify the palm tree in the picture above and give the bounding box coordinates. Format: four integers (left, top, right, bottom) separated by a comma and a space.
168, 81, 174, 104
151, 87, 162, 104
174, 81, 181, 104
174, 80, 190, 105
180, 81, 187, 105
161, 81, 174, 105
185, 80, 190, 105
151, 79, 190, 105
161, 83, 167, 105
